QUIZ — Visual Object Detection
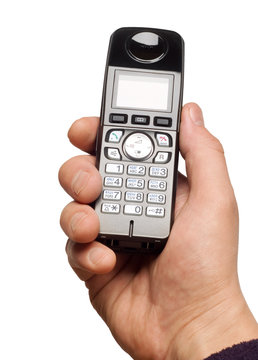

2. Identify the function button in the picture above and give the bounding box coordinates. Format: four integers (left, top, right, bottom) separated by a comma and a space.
147, 193, 166, 204
109, 114, 128, 123
148, 179, 167, 191
149, 166, 168, 178
126, 178, 145, 189
103, 190, 121, 201
154, 117, 172, 127
107, 130, 123, 143
102, 203, 120, 214
146, 206, 165, 217
106, 147, 121, 160
123, 132, 153, 161
104, 176, 122, 188
124, 204, 143, 216
132, 115, 150, 125
156, 133, 171, 147
125, 191, 143, 202
127, 164, 146, 176
105, 163, 124, 174
154, 152, 170, 164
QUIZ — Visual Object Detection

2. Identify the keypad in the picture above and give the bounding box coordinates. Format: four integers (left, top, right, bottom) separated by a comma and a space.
100, 120, 174, 220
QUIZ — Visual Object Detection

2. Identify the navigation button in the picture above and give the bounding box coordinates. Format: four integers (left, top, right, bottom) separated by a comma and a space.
123, 132, 153, 160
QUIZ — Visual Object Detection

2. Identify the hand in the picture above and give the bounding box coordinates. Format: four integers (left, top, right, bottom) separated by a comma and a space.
59, 103, 258, 360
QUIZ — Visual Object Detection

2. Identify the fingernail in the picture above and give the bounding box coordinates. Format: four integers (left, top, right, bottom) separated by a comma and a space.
70, 212, 87, 232
189, 105, 204, 127
88, 247, 106, 265
71, 170, 89, 195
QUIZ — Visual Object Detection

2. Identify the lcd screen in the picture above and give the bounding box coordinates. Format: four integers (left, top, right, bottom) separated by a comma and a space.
113, 72, 173, 112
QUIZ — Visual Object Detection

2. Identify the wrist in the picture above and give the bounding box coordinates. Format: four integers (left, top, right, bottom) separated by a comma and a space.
166, 287, 258, 360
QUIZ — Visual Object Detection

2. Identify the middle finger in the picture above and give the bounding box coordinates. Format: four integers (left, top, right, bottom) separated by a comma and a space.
59, 154, 102, 204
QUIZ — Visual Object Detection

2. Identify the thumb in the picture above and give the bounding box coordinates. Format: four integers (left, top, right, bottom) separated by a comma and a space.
180, 103, 233, 200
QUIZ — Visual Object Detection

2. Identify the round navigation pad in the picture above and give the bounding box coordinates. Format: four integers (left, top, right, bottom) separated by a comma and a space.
127, 32, 167, 63
123, 132, 153, 161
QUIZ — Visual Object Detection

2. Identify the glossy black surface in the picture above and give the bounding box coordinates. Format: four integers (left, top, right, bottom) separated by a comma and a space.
131, 115, 150, 125
109, 113, 128, 123
127, 32, 167, 63
107, 27, 184, 72
154, 117, 172, 127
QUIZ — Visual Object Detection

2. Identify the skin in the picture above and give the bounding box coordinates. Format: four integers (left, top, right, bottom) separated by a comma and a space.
59, 103, 258, 360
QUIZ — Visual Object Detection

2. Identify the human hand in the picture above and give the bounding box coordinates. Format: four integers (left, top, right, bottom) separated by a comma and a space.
59, 103, 258, 360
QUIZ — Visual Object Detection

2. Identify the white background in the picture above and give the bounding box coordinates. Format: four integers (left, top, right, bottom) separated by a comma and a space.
0, 0, 257, 359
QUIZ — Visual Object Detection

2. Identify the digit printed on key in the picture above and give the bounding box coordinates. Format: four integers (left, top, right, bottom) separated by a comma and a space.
149, 166, 167, 178
148, 180, 167, 191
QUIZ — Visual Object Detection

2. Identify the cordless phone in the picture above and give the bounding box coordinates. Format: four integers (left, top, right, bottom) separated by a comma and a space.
94, 27, 184, 253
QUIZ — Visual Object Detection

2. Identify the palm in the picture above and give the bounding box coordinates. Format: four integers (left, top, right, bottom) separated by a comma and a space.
85, 170, 238, 359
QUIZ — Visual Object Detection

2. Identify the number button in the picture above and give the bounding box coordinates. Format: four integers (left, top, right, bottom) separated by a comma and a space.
125, 191, 143, 202
148, 180, 167, 191
102, 203, 120, 214
147, 193, 166, 204
156, 133, 171, 147
126, 178, 145, 189
103, 190, 121, 201
108, 130, 123, 143
104, 177, 122, 187
127, 165, 146, 176
146, 206, 165, 217
106, 148, 121, 160
149, 166, 167, 178
105, 163, 124, 174
124, 205, 143, 216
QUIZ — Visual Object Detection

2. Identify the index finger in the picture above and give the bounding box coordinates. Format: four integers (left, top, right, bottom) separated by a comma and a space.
68, 116, 100, 154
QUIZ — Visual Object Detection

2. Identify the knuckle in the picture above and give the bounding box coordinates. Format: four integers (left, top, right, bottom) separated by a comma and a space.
215, 188, 238, 215
206, 132, 224, 154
